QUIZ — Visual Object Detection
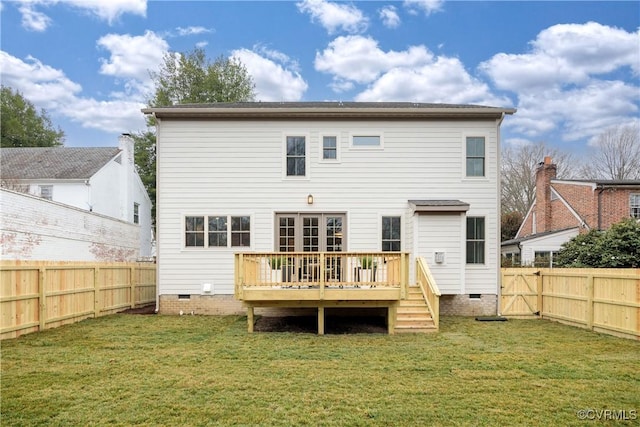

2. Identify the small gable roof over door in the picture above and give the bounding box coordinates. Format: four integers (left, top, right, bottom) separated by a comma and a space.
409, 200, 470, 213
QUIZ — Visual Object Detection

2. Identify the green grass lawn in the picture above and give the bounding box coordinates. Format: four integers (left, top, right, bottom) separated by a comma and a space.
2, 314, 639, 426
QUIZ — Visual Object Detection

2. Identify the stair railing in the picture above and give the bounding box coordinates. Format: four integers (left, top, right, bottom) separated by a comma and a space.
416, 257, 441, 329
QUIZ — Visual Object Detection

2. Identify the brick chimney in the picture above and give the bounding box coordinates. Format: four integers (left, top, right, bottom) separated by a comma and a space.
535, 156, 557, 233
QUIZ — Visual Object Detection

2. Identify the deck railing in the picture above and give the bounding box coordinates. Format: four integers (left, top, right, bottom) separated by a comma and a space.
416, 257, 441, 329
235, 252, 409, 295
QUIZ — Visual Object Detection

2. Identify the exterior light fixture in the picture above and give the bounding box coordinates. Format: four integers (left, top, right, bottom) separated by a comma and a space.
307, 194, 314, 205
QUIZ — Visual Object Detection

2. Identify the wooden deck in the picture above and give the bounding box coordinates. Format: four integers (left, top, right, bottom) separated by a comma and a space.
235, 252, 440, 334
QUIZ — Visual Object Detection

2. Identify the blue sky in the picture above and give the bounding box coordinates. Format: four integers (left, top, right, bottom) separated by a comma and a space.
1, 0, 638, 158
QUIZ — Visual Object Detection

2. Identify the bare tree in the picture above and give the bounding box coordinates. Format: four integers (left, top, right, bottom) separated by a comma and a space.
501, 142, 575, 216
579, 124, 640, 180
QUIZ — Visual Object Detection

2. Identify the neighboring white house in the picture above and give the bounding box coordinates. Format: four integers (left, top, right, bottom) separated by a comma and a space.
1, 134, 153, 259
144, 102, 515, 316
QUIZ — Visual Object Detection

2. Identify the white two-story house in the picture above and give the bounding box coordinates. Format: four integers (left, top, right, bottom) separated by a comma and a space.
144, 102, 515, 332
1, 134, 153, 259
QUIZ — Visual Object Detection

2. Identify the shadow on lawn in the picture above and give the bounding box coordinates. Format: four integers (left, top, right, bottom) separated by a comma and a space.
254, 315, 388, 334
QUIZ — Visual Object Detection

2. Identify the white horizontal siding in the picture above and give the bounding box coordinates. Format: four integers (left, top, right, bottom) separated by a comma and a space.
157, 119, 500, 295
415, 213, 464, 294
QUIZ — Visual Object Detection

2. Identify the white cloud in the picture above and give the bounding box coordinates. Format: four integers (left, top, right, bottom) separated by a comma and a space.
480, 22, 640, 91
97, 31, 169, 97
232, 48, 308, 101
0, 51, 147, 134
62, 0, 146, 23
18, 4, 52, 32
355, 57, 511, 107
15, 0, 146, 30
176, 26, 213, 36
315, 35, 433, 84
403, 0, 444, 16
297, 0, 368, 34
0, 51, 81, 109
59, 98, 146, 133
379, 6, 400, 29
480, 22, 640, 143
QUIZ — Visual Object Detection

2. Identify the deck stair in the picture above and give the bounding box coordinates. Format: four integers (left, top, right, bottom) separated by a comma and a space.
395, 286, 437, 333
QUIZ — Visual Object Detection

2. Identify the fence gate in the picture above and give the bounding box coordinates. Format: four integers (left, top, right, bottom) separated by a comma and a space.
500, 269, 539, 317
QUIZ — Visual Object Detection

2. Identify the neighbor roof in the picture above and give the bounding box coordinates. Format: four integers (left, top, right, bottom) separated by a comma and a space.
143, 101, 516, 120
1, 147, 121, 180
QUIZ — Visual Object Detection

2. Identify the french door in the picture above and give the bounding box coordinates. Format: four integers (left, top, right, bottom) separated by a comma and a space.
275, 213, 345, 281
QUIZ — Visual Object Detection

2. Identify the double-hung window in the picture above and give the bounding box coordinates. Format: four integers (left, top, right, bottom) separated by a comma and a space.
185, 215, 250, 248
185, 216, 205, 247
286, 136, 306, 177
466, 217, 485, 264
466, 137, 485, 177
631, 194, 640, 219
322, 136, 338, 160
382, 216, 401, 251
208, 216, 227, 247
133, 203, 140, 224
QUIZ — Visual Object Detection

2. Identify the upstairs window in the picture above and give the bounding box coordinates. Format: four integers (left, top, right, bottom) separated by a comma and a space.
39, 185, 53, 200
286, 136, 306, 177
322, 136, 338, 160
631, 194, 640, 219
466, 137, 485, 177
351, 134, 382, 149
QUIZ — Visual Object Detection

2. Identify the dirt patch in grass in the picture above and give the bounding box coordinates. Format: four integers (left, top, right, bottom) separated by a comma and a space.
120, 304, 156, 315
254, 315, 388, 334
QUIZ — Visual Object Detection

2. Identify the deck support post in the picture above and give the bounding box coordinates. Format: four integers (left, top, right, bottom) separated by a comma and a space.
388, 304, 397, 334
318, 306, 325, 335
247, 306, 254, 333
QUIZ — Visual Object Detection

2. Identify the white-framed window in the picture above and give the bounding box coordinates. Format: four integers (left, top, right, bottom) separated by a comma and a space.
320, 135, 340, 161
185, 215, 250, 248
381, 216, 401, 251
39, 185, 53, 200
466, 216, 485, 264
133, 203, 140, 224
465, 136, 485, 177
631, 194, 640, 219
350, 132, 383, 150
284, 135, 308, 178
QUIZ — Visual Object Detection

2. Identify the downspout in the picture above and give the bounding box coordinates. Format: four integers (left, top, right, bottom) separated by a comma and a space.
597, 184, 604, 231
496, 112, 506, 314
153, 114, 161, 314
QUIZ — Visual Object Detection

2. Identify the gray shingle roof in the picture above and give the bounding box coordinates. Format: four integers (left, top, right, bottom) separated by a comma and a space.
1, 147, 121, 180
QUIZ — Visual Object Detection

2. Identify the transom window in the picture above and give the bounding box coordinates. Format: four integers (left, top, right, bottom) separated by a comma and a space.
382, 216, 401, 251
466, 217, 485, 264
631, 194, 640, 219
351, 133, 383, 149
185, 215, 250, 248
466, 137, 485, 177
286, 136, 306, 176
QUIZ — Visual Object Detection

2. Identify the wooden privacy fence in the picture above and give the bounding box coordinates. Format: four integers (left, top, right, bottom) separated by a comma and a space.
501, 268, 640, 340
1, 261, 156, 340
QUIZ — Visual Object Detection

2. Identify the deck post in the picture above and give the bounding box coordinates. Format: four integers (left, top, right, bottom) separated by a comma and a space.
247, 306, 254, 333
388, 303, 397, 334
318, 306, 325, 335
